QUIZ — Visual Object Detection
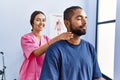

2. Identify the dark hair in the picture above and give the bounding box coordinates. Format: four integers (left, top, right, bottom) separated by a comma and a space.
30, 11, 46, 28
64, 6, 82, 20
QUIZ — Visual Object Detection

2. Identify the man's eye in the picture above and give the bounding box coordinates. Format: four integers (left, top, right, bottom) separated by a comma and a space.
77, 18, 82, 20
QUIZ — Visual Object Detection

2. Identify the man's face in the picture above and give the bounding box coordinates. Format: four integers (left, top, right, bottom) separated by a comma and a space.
69, 9, 87, 36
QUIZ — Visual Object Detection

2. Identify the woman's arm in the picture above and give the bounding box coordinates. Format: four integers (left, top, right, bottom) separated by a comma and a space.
33, 32, 73, 56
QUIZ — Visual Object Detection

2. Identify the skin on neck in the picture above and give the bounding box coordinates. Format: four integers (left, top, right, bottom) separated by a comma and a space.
67, 34, 81, 45
32, 30, 41, 42
32, 30, 41, 37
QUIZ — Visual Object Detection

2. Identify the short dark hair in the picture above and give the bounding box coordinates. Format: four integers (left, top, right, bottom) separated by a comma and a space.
30, 11, 46, 26
64, 6, 82, 20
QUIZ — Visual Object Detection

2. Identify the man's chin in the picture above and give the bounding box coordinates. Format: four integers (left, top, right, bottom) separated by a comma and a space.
77, 32, 86, 36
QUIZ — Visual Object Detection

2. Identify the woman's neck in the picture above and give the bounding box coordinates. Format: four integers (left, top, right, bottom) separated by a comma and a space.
32, 31, 41, 37
32, 31, 41, 42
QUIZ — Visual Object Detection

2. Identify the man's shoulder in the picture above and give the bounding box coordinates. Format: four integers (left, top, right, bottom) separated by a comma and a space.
51, 40, 65, 47
81, 39, 94, 48
48, 40, 66, 50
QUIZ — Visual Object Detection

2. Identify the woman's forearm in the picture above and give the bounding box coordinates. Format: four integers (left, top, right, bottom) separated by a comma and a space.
33, 32, 73, 56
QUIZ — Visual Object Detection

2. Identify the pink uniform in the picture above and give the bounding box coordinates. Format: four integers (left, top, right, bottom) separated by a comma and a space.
19, 32, 50, 80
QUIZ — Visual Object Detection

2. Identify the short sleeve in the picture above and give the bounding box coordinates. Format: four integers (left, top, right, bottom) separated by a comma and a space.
89, 44, 102, 79
21, 35, 39, 59
40, 45, 59, 80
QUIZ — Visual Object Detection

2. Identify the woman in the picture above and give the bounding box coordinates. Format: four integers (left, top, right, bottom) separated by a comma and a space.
19, 11, 73, 80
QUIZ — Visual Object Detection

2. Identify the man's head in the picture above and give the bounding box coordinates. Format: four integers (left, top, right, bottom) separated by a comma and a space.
64, 6, 87, 36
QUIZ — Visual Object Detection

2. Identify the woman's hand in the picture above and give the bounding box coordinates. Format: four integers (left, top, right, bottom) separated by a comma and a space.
58, 32, 73, 40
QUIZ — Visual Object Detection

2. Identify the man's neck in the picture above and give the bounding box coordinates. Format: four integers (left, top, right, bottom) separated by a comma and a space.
67, 36, 81, 45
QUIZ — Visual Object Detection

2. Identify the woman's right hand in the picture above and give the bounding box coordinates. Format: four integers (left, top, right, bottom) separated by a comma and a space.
58, 32, 73, 40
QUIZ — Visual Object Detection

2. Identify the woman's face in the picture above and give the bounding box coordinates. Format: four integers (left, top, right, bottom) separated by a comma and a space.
32, 13, 46, 32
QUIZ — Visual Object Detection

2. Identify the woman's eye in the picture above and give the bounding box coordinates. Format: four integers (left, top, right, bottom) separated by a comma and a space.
42, 19, 46, 22
36, 19, 40, 21
35, 19, 40, 21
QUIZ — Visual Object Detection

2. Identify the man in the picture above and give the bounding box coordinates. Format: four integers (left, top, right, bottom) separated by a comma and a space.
40, 6, 103, 80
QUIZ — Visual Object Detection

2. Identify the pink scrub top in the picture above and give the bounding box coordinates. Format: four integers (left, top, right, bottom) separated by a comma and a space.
19, 32, 50, 80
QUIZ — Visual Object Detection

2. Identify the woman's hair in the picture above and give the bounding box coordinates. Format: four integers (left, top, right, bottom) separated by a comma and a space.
30, 11, 46, 31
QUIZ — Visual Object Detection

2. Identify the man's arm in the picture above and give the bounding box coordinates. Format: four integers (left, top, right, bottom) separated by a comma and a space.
40, 46, 59, 80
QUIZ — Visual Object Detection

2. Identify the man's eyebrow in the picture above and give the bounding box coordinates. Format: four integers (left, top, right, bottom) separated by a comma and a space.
76, 15, 87, 18
75, 15, 82, 18
77, 15, 82, 17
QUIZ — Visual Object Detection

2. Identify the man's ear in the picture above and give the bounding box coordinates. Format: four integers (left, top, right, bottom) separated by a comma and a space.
64, 20, 70, 28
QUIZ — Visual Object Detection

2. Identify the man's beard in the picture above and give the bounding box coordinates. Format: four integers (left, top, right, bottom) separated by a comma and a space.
70, 24, 86, 36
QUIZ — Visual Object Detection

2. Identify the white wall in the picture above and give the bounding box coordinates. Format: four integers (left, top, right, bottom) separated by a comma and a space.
114, 0, 120, 79
86, 0, 97, 45
0, 0, 97, 79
